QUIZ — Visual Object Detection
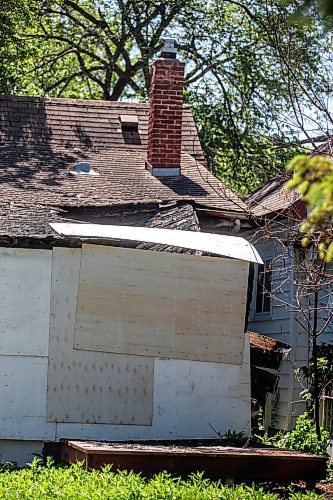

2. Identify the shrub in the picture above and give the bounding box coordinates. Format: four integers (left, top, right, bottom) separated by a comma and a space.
257, 412, 330, 456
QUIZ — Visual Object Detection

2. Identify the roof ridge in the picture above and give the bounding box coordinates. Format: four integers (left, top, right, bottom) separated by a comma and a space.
0, 95, 192, 111
0, 95, 150, 107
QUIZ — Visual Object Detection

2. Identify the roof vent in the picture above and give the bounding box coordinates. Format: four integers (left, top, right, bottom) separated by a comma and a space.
119, 115, 139, 128
70, 161, 99, 176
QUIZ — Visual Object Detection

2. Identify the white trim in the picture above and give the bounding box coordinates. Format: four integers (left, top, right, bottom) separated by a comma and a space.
250, 257, 274, 320
49, 223, 263, 264
145, 162, 181, 177
152, 167, 181, 177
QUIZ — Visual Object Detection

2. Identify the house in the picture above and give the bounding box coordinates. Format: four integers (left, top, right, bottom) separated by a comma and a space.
245, 171, 333, 431
0, 39, 261, 464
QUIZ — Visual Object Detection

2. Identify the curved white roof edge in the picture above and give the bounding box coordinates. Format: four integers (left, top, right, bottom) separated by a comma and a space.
49, 222, 263, 264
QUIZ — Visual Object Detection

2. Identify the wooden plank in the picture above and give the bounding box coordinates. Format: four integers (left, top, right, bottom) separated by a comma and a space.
64, 440, 324, 458
249, 332, 290, 370
74, 245, 248, 364
59, 441, 327, 480
0, 248, 52, 356
47, 247, 153, 425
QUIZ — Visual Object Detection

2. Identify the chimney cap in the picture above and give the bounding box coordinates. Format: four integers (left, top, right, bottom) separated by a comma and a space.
160, 37, 177, 58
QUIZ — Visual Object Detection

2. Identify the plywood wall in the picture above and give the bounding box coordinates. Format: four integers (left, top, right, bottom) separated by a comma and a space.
47, 247, 154, 425
0, 244, 251, 463
0, 248, 55, 441
74, 245, 249, 364
55, 332, 251, 443
0, 248, 51, 356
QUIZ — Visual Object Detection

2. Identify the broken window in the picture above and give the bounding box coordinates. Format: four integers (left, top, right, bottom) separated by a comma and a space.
255, 259, 272, 314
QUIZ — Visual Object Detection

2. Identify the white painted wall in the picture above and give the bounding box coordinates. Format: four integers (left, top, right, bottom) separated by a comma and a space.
55, 334, 250, 442
0, 441, 44, 467
0, 246, 251, 464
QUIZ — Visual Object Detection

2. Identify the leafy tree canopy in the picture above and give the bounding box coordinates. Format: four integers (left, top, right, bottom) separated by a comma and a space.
0, 0, 38, 94
0, 0, 331, 194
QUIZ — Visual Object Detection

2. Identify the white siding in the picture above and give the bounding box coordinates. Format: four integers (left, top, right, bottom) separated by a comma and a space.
247, 235, 311, 430
247, 237, 297, 430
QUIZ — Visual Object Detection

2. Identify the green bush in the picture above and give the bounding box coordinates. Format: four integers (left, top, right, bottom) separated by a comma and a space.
257, 413, 330, 456
0, 458, 324, 499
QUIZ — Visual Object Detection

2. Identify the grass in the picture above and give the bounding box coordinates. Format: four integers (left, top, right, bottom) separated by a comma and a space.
0, 458, 326, 499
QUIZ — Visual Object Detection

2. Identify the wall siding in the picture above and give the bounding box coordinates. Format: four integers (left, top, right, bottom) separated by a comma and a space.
247, 238, 294, 429
0, 244, 251, 463
247, 236, 310, 430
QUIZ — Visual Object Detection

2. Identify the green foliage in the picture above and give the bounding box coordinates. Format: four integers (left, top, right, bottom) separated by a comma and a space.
191, 93, 303, 194
257, 412, 330, 456
287, 154, 333, 260
222, 429, 246, 445
309, 344, 333, 399
283, 0, 333, 29
0, 457, 324, 499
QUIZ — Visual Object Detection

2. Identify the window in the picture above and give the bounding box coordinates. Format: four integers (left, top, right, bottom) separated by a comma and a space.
255, 259, 272, 314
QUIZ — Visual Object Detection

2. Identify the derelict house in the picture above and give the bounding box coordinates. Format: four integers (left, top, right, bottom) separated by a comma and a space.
0, 39, 260, 464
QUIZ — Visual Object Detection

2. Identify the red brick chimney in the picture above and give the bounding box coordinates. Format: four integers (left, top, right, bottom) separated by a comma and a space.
146, 38, 185, 177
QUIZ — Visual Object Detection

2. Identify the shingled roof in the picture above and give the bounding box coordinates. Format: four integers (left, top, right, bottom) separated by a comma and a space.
246, 172, 299, 217
0, 96, 246, 239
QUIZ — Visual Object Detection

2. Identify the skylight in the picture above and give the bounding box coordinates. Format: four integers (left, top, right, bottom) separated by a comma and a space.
70, 162, 99, 176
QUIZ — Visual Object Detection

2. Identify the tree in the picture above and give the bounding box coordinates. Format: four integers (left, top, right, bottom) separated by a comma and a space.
285, 0, 333, 28
2, 0, 330, 194
281, 0, 333, 259
0, 0, 37, 94
287, 154, 333, 261
290, 249, 333, 439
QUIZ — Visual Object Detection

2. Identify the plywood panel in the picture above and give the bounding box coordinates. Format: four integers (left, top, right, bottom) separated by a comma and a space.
0, 355, 55, 440
74, 245, 249, 364
55, 334, 251, 442
0, 248, 52, 356
47, 247, 153, 425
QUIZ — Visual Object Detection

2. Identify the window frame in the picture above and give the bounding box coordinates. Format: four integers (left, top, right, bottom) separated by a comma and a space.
252, 258, 273, 320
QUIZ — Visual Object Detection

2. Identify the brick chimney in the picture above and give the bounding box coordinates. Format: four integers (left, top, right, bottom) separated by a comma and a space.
146, 38, 185, 177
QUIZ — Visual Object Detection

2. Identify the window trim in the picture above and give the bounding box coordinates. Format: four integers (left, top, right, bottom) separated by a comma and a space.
252, 258, 273, 321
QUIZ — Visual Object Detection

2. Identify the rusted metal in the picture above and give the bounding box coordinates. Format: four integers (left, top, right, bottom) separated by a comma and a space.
58, 441, 327, 481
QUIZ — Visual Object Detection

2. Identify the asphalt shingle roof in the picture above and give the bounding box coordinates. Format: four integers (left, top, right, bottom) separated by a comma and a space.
0, 95, 246, 238
246, 172, 299, 217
